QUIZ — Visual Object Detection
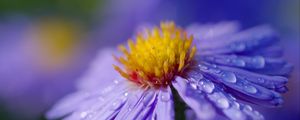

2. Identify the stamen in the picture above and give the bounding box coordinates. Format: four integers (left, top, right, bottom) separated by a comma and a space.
114, 21, 196, 88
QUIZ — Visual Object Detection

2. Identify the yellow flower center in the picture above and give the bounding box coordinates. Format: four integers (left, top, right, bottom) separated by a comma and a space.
114, 22, 196, 88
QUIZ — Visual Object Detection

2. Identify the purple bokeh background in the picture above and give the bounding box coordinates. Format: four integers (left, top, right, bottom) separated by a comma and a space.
0, 0, 299, 119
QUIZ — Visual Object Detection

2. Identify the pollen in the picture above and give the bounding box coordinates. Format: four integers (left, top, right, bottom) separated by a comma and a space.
114, 22, 196, 88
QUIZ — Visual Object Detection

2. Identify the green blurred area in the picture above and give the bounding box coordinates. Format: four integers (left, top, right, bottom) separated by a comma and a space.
0, 0, 104, 22
0, 1, 106, 119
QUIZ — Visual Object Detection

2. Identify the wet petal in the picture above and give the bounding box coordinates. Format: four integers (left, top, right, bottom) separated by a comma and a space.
186, 21, 240, 40
194, 25, 278, 55
114, 87, 174, 120
47, 79, 130, 120
200, 55, 292, 76
114, 88, 158, 120
150, 87, 175, 120
179, 76, 264, 120
243, 44, 283, 58
172, 77, 218, 120
190, 63, 285, 106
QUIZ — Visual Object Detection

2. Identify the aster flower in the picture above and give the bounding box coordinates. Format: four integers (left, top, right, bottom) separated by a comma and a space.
47, 21, 292, 120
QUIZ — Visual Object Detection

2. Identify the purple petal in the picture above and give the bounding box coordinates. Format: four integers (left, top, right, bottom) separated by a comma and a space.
76, 48, 121, 90
200, 55, 292, 76
243, 44, 283, 58
150, 87, 174, 120
114, 87, 175, 120
114, 88, 158, 120
186, 21, 240, 40
188, 63, 285, 106
172, 77, 218, 120
47, 79, 129, 119
194, 25, 278, 55
174, 77, 264, 120
218, 65, 288, 91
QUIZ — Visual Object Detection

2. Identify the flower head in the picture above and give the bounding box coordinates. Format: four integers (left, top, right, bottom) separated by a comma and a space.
47, 21, 292, 120
114, 22, 196, 88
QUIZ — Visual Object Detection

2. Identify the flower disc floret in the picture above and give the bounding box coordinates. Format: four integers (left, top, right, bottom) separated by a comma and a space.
114, 22, 196, 88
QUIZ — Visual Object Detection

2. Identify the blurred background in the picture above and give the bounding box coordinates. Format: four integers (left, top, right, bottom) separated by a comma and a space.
0, 0, 299, 120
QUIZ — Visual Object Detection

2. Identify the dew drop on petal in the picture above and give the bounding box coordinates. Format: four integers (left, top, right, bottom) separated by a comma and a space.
254, 111, 260, 116
237, 43, 246, 51
252, 56, 265, 68
110, 100, 122, 110
124, 92, 129, 97
232, 101, 240, 109
232, 59, 246, 67
217, 98, 230, 109
190, 83, 198, 90
231, 42, 246, 51
212, 64, 217, 68
244, 85, 258, 94
221, 72, 237, 83
226, 59, 231, 63
244, 105, 253, 111
114, 80, 120, 84
202, 81, 215, 93
80, 112, 88, 119
199, 64, 208, 70
258, 78, 265, 83
199, 104, 215, 119
224, 108, 245, 120
161, 94, 171, 102
196, 73, 204, 80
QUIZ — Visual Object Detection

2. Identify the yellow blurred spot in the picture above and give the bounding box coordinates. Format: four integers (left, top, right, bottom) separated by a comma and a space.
31, 18, 81, 71
114, 21, 196, 88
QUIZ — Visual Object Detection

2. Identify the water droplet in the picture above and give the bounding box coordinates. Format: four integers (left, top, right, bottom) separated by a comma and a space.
114, 80, 120, 84
80, 112, 88, 119
213, 69, 221, 74
237, 43, 246, 51
226, 59, 232, 63
231, 43, 246, 51
221, 72, 237, 83
233, 111, 243, 120
232, 101, 240, 109
202, 81, 215, 93
190, 83, 198, 90
244, 85, 257, 94
188, 71, 203, 81
199, 104, 215, 119
212, 64, 217, 68
228, 94, 236, 101
252, 56, 265, 68
188, 78, 197, 83
124, 92, 129, 97
232, 59, 246, 67
101, 85, 114, 95
161, 94, 171, 102
110, 100, 122, 110
217, 98, 230, 109
206, 56, 216, 61
199, 81, 204, 85
244, 105, 253, 111
258, 78, 265, 83
254, 111, 260, 116
199, 64, 208, 70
